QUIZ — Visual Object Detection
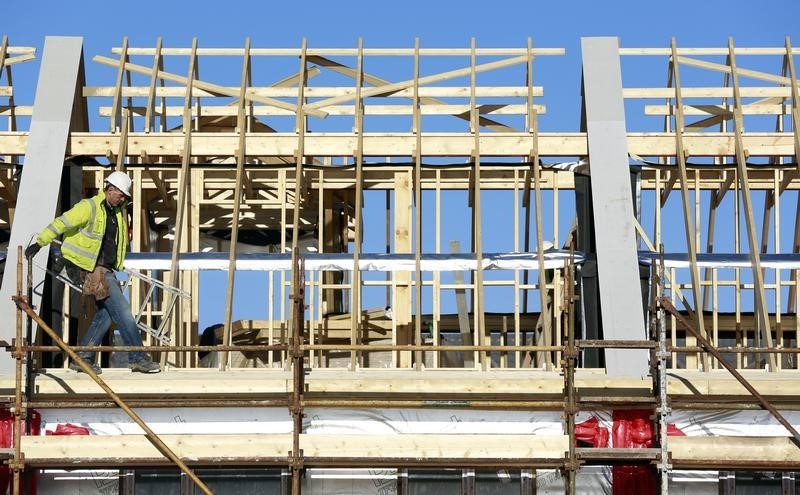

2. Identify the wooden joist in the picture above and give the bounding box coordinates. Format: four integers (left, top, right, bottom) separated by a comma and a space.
670, 436, 800, 469
9, 368, 800, 401
16, 434, 800, 469
19, 434, 569, 467
0, 132, 797, 158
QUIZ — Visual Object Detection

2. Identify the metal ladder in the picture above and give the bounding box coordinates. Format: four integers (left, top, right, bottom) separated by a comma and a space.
33, 244, 189, 344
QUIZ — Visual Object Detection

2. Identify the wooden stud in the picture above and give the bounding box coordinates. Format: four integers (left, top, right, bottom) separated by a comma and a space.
290, 37, 310, 371
144, 37, 163, 134
513, 170, 521, 368
785, 37, 800, 313
109, 37, 129, 132
166, 38, 198, 362
450, 240, 472, 368
0, 36, 8, 76
220, 38, 251, 370
728, 38, 777, 370
317, 167, 324, 345
433, 170, 441, 368
470, 38, 487, 369
528, 37, 551, 370
394, 171, 412, 368
187, 168, 201, 368
734, 168, 744, 369
654, 169, 662, 260
279, 169, 287, 330
634, 218, 698, 325
349, 39, 366, 370
115, 108, 129, 172
773, 168, 782, 369
413, 38, 424, 370
712, 269, 719, 369
670, 38, 708, 370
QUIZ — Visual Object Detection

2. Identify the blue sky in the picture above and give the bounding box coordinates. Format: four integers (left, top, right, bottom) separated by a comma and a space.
6, 0, 798, 52
4, 0, 799, 329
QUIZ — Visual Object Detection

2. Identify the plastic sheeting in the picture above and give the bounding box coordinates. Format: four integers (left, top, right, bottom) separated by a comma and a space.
122, 250, 800, 273
638, 251, 800, 269
38, 407, 293, 436
123, 250, 584, 272
42, 408, 800, 440
31, 407, 798, 494
38, 407, 562, 436
669, 410, 800, 437
303, 408, 563, 435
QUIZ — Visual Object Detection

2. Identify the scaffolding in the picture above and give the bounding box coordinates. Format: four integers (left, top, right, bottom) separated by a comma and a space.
0, 35, 800, 493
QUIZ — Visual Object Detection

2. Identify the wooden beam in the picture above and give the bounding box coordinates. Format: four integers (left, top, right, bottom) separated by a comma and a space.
114, 108, 130, 172
728, 39, 776, 370
98, 102, 543, 118
670, 39, 708, 370
413, 38, 424, 369
676, 55, 800, 88
306, 54, 519, 132
220, 38, 251, 370
0, 36, 8, 79
144, 37, 164, 133
625, 87, 797, 98
527, 37, 552, 370
470, 38, 487, 369
784, 36, 800, 176
114, 47, 565, 57
93, 55, 327, 118
351, 39, 365, 370
290, 40, 309, 375
645, 99, 788, 116
14, 367, 800, 398
394, 172, 412, 368
167, 39, 198, 360
450, 241, 473, 368
109, 37, 129, 133
670, 436, 800, 467
9, 132, 784, 158
786, 36, 800, 313
1, 54, 35, 67
304, 55, 529, 111
19, 434, 569, 465
85, 85, 544, 98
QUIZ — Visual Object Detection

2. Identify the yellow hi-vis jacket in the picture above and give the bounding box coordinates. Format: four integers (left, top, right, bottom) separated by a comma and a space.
35, 191, 129, 272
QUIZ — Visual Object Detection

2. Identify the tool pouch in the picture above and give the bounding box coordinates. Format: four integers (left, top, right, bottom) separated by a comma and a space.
83, 266, 110, 301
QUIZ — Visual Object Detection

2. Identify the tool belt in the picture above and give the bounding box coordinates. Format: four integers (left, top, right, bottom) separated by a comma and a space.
57, 256, 111, 301
82, 266, 111, 301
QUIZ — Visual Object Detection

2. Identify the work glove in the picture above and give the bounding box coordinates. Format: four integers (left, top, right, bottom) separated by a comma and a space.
24, 243, 41, 260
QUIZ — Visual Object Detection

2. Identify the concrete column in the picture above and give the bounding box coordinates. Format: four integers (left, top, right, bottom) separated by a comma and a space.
0, 37, 84, 373
580, 37, 648, 376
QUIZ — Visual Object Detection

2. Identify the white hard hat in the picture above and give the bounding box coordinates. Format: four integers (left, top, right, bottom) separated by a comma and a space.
105, 171, 132, 197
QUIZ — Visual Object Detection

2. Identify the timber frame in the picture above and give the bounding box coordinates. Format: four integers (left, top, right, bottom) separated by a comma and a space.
0, 36, 800, 494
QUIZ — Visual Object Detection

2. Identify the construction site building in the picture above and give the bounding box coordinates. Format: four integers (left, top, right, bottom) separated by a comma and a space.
0, 35, 798, 493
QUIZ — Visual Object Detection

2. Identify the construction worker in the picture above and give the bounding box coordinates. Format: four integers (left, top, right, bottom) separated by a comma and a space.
25, 171, 160, 374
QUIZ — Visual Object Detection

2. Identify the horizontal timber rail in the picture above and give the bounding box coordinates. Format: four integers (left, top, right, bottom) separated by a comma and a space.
0, 133, 795, 158
15, 343, 800, 365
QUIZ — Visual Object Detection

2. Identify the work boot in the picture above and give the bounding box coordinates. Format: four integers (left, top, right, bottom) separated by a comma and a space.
128, 359, 161, 373
69, 355, 102, 375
